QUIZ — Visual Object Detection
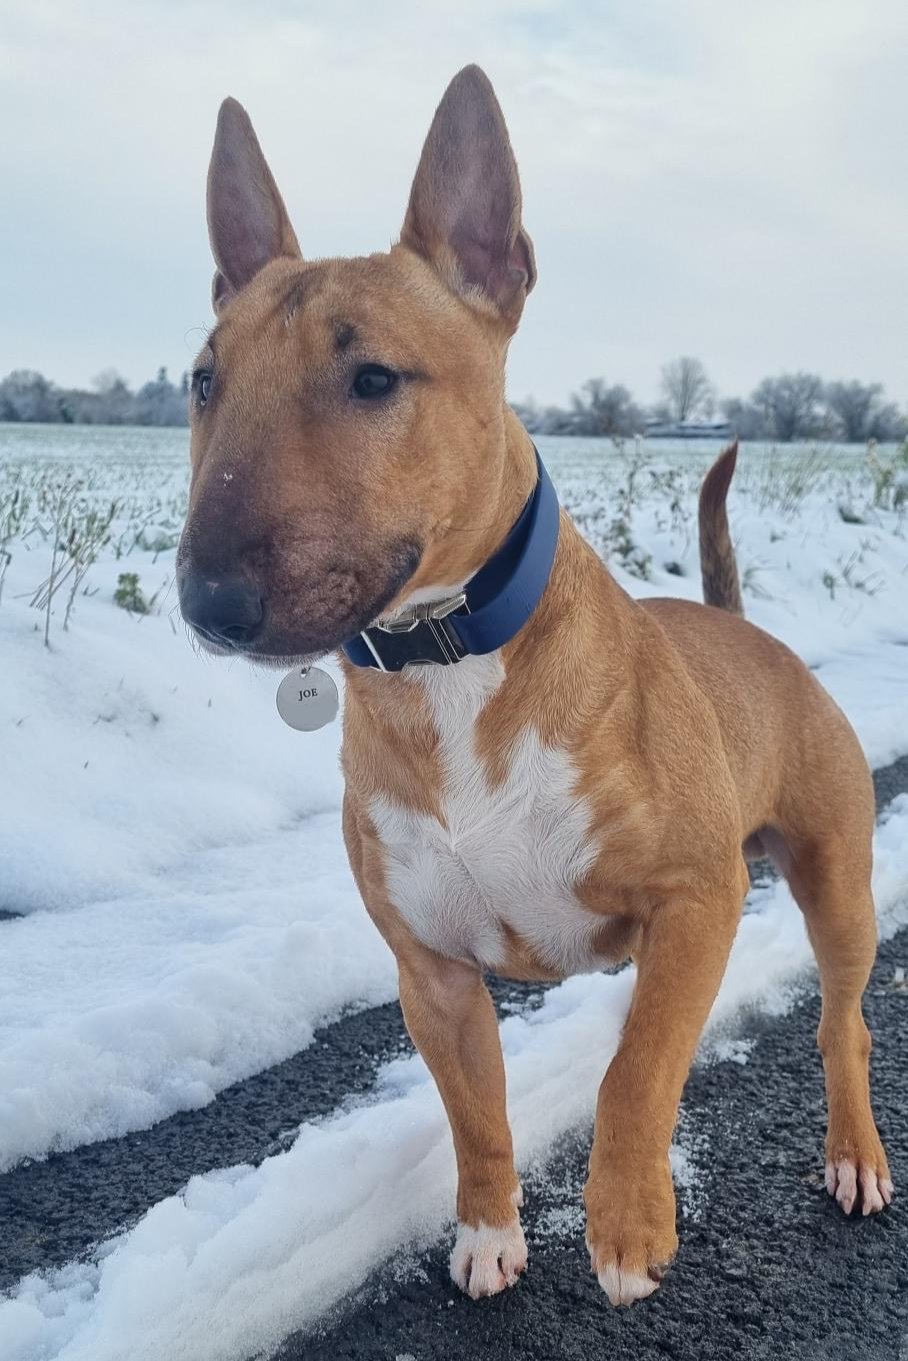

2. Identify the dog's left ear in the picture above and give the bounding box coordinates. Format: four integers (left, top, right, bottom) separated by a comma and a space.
207, 98, 301, 313
401, 65, 536, 329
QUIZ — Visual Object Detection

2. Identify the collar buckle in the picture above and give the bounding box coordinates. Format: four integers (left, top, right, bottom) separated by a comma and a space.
380, 591, 468, 632
359, 593, 469, 670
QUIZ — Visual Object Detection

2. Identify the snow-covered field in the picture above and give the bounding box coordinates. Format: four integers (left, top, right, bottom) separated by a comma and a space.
1, 424, 907, 1361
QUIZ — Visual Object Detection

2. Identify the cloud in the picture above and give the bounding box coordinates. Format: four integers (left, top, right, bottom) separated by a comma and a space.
1, 0, 905, 404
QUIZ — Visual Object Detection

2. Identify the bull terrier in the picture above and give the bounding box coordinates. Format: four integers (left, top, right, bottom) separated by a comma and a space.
178, 65, 891, 1306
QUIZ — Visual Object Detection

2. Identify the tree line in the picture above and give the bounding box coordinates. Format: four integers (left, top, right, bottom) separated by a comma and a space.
0, 368, 189, 427
514, 357, 907, 443
1, 358, 905, 443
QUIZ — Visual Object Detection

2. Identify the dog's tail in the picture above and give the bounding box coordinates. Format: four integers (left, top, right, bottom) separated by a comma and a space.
698, 441, 744, 615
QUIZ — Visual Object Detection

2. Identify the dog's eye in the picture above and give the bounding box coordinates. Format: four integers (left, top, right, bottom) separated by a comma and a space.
196, 371, 212, 406
351, 365, 397, 400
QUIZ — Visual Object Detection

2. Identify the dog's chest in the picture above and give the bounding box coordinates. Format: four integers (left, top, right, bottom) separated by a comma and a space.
369, 656, 603, 974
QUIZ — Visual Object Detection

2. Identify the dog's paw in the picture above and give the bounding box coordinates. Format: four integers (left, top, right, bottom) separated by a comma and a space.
584, 1158, 677, 1307
825, 1157, 893, 1216
585, 1230, 675, 1307
593, 1260, 665, 1307
450, 1217, 527, 1299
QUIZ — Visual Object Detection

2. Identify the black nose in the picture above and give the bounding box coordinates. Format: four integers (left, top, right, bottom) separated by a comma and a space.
179, 572, 264, 646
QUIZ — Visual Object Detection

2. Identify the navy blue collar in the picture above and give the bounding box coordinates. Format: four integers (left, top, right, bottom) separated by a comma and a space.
342, 450, 560, 671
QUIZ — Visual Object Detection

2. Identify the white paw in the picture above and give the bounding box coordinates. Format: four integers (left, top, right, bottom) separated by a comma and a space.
595, 1261, 660, 1307
825, 1158, 893, 1216
450, 1217, 527, 1299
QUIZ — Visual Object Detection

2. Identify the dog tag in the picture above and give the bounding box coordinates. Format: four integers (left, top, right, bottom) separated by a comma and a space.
276, 666, 339, 731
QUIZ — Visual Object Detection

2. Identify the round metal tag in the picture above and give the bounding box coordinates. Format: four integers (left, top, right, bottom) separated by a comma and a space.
275, 666, 339, 731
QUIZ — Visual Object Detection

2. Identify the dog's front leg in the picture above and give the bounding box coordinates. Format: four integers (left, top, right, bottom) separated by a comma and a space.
344, 798, 525, 1298
585, 884, 743, 1306
397, 948, 526, 1298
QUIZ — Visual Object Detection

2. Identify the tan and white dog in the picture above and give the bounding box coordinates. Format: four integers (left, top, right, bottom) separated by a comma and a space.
177, 65, 892, 1307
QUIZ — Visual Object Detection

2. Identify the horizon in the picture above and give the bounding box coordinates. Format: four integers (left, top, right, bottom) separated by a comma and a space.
2, 357, 905, 426
2, 1, 906, 406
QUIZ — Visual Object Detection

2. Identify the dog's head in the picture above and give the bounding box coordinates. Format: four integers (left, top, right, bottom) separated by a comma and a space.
177, 65, 536, 664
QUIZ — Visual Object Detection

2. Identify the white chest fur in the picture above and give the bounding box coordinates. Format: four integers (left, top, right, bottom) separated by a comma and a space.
369, 654, 603, 974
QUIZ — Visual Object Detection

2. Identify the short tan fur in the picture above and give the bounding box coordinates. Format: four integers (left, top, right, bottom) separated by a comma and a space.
178, 66, 891, 1309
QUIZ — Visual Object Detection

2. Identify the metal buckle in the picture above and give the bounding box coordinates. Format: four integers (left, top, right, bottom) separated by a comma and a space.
360, 592, 469, 669
380, 592, 468, 631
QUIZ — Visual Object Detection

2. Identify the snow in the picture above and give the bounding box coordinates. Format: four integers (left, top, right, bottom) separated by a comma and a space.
0, 427, 397, 1170
705, 1037, 756, 1066
3, 795, 907, 1361
0, 821, 396, 1170
0, 545, 401, 1169
0, 426, 906, 1360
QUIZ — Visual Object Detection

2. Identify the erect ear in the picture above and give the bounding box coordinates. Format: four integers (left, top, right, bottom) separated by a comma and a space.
400, 65, 536, 328
206, 97, 301, 313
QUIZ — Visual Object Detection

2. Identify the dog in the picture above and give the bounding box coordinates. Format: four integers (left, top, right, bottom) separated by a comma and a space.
177, 65, 892, 1307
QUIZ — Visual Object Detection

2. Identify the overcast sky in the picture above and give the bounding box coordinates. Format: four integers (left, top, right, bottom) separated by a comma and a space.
2, 0, 906, 406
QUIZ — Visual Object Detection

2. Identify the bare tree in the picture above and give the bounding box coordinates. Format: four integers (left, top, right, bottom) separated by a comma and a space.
91, 369, 133, 424
866, 401, 908, 442
0, 370, 60, 422
751, 372, 825, 442
0, 367, 190, 427
823, 380, 906, 443
660, 356, 714, 423
720, 396, 765, 440
135, 367, 188, 427
570, 378, 643, 436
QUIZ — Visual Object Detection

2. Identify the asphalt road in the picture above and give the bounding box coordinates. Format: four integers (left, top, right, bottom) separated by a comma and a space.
285, 922, 908, 1361
2, 757, 907, 1359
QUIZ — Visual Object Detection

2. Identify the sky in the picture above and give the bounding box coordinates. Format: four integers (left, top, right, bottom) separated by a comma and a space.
1, 0, 906, 408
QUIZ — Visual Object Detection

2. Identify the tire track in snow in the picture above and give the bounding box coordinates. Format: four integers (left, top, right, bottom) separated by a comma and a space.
1, 755, 906, 1297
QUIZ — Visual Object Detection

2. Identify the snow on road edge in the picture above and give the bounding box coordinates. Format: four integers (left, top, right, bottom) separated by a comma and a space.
0, 815, 397, 1172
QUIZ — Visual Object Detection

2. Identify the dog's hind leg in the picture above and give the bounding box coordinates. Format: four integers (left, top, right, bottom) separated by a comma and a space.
785, 834, 892, 1215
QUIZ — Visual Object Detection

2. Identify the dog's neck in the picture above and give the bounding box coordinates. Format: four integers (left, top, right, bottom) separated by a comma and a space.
350, 407, 539, 630
340, 409, 637, 727
430, 408, 540, 593
346, 416, 556, 671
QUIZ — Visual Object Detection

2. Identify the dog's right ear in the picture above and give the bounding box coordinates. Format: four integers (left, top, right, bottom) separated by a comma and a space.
206, 98, 301, 313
